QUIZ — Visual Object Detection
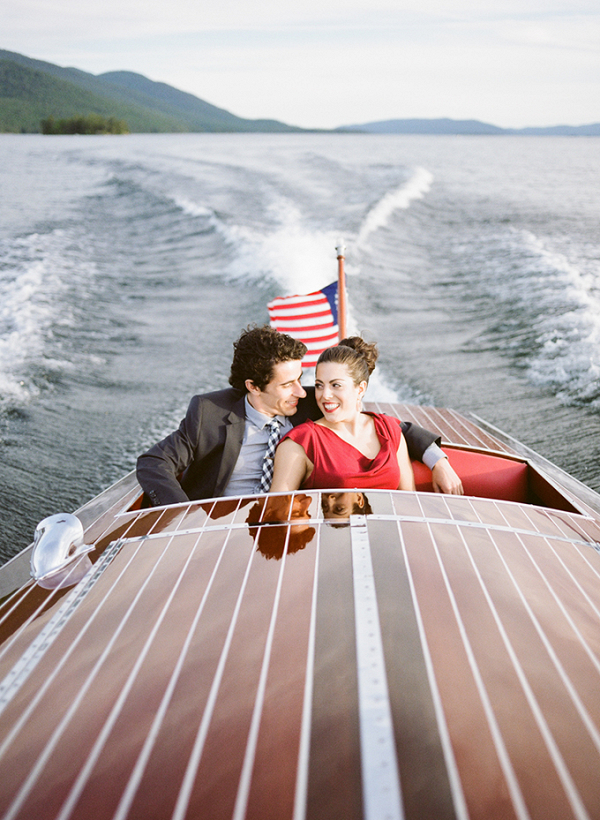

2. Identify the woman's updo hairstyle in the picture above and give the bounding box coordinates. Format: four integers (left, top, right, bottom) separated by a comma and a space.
316, 336, 379, 386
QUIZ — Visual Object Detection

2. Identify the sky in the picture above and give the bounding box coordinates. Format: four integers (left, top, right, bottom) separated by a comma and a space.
2, 0, 599, 130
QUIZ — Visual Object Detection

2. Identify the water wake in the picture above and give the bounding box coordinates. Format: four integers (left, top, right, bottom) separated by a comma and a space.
474, 227, 600, 407
175, 192, 343, 295
173, 191, 404, 401
0, 230, 94, 408
357, 167, 433, 247
518, 232, 600, 406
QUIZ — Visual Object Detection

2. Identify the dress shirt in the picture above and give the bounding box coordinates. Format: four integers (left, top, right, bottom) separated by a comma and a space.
422, 442, 445, 470
223, 399, 445, 495
223, 396, 293, 496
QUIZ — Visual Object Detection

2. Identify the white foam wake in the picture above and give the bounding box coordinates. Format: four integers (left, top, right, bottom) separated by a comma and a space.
170, 189, 424, 404
517, 231, 600, 406
173, 197, 212, 218
176, 193, 344, 296
0, 230, 95, 408
357, 167, 433, 247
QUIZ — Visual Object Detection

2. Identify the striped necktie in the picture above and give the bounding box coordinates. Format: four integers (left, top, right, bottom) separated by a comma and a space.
259, 418, 282, 492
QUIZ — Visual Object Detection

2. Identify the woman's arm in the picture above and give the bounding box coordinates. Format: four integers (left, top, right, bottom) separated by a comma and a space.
397, 435, 416, 491
270, 438, 312, 492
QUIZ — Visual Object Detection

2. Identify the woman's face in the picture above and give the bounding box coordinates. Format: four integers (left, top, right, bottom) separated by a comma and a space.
321, 492, 365, 520
314, 361, 366, 422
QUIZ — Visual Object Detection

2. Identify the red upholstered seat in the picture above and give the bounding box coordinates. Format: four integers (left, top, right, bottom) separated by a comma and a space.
412, 449, 529, 503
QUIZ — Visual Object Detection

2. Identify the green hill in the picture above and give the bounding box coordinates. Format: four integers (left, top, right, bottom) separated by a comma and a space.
0, 59, 182, 132
0, 49, 305, 133
98, 71, 301, 132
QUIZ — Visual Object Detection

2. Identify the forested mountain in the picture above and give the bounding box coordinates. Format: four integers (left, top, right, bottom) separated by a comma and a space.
0, 50, 304, 133
2, 49, 598, 136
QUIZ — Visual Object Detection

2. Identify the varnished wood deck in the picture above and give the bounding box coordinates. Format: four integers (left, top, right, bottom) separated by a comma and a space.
1, 490, 600, 820
365, 402, 517, 453
2, 402, 598, 601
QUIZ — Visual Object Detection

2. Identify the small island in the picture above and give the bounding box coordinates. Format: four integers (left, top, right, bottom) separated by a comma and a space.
40, 114, 129, 135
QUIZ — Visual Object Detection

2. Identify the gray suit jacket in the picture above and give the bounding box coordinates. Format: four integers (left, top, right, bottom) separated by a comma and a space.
136, 387, 440, 506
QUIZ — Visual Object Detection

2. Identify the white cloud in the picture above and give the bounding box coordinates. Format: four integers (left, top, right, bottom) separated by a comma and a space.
499, 17, 600, 51
4, 0, 600, 36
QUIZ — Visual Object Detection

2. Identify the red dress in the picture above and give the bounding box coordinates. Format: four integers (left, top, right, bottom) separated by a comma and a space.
280, 413, 403, 490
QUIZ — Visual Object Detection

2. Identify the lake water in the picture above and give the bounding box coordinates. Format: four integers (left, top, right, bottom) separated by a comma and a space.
1, 132, 599, 561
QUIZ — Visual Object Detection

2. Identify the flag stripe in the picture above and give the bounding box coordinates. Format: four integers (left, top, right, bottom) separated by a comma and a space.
268, 298, 330, 311
271, 320, 335, 331
268, 282, 339, 369
268, 296, 330, 310
304, 337, 339, 350
272, 324, 337, 337
269, 310, 331, 320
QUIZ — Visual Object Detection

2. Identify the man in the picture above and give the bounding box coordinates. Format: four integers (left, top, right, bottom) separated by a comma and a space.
136, 325, 462, 506
246, 494, 316, 560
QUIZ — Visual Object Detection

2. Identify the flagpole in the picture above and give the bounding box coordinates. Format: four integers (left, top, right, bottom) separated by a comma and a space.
336, 243, 347, 341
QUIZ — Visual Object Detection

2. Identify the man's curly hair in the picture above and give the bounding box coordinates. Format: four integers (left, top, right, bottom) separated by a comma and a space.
229, 325, 307, 391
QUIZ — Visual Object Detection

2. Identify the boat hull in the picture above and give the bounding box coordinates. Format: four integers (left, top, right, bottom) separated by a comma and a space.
1, 404, 600, 819
1, 488, 600, 819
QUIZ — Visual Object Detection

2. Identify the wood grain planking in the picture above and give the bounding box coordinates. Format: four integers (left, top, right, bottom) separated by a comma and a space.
305, 525, 363, 820
60, 529, 237, 820
369, 518, 459, 820
402, 518, 524, 820
243, 534, 319, 820
437, 522, 581, 820
122, 529, 259, 820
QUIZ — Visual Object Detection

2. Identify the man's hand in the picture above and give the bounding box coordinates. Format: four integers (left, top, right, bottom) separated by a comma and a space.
431, 458, 464, 495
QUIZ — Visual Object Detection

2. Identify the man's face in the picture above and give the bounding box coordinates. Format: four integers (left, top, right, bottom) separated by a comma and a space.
246, 359, 306, 417
262, 493, 312, 526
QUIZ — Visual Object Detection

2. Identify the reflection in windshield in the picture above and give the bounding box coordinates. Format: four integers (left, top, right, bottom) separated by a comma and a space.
321, 492, 373, 524
246, 494, 316, 560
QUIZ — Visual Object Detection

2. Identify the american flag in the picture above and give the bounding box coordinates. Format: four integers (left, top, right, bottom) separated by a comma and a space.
267, 281, 339, 368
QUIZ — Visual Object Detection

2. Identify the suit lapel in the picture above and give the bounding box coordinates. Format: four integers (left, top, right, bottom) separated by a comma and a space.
214, 395, 247, 495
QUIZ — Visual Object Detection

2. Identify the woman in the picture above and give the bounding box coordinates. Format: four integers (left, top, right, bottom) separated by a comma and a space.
322, 492, 373, 520
270, 337, 415, 492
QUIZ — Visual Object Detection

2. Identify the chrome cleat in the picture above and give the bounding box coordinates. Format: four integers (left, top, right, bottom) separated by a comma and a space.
30, 513, 94, 589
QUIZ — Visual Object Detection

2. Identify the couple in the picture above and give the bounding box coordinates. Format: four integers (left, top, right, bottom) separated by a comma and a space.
270, 336, 415, 493
136, 325, 463, 507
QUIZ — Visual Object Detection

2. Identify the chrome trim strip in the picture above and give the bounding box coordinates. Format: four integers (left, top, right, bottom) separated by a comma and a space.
0, 539, 124, 718
120, 515, 599, 552
351, 515, 404, 820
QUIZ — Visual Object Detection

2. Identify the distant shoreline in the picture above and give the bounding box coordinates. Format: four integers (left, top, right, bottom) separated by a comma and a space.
1, 49, 598, 136
336, 118, 600, 137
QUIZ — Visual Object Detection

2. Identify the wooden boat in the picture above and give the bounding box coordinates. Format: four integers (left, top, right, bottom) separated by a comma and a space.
1, 402, 600, 820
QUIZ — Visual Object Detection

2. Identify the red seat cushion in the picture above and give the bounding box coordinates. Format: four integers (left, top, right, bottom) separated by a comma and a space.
412, 449, 528, 502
